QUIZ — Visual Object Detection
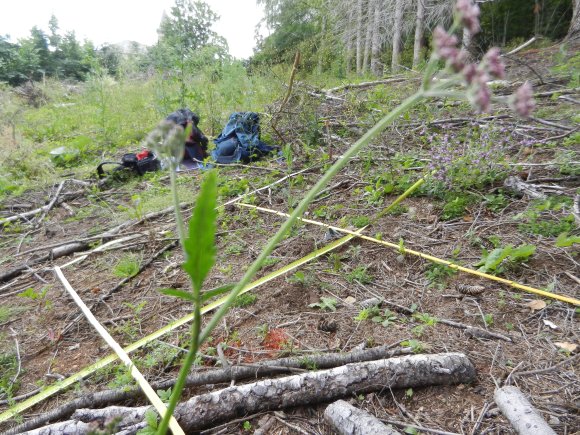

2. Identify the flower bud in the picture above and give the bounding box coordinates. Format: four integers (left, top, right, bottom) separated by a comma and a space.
510, 82, 535, 118
455, 0, 481, 35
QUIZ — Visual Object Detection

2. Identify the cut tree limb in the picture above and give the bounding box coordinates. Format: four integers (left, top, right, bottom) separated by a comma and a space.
34, 180, 66, 228
323, 77, 411, 94
494, 386, 556, 435
503, 176, 547, 200
324, 400, 402, 434
4, 345, 412, 434
503, 37, 537, 56
28, 353, 476, 434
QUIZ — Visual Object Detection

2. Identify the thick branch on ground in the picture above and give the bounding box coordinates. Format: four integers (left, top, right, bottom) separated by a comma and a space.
494, 386, 556, 435
324, 400, 402, 435
378, 299, 512, 342
0, 203, 188, 284
323, 77, 410, 94
0, 241, 89, 284
30, 353, 476, 434
5, 345, 412, 434
503, 176, 547, 200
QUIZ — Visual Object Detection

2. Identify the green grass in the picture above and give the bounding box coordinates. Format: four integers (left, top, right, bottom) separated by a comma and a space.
0, 306, 27, 324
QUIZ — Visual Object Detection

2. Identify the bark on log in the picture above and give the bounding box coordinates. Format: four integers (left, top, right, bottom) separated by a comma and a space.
29, 353, 476, 434
494, 386, 556, 435
324, 400, 401, 435
503, 176, 547, 200
4, 345, 411, 434
0, 241, 89, 284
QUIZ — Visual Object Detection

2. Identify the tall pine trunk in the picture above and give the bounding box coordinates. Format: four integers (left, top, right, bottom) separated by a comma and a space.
318, 15, 327, 74
391, 0, 404, 73
371, 0, 382, 76
412, 0, 425, 69
363, 2, 372, 74
356, 0, 364, 74
567, 0, 580, 40
345, 7, 355, 75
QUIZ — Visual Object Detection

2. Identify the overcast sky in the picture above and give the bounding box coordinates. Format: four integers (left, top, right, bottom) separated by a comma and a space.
0, 0, 265, 59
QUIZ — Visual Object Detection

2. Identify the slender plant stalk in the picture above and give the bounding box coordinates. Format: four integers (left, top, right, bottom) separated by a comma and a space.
160, 57, 461, 433
158, 168, 208, 434
169, 168, 187, 254
376, 176, 427, 220
157, 87, 429, 434
199, 89, 426, 345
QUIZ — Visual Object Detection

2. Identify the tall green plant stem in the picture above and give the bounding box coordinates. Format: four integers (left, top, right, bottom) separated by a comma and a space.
157, 167, 202, 435
200, 89, 427, 344
160, 80, 454, 434
169, 167, 187, 256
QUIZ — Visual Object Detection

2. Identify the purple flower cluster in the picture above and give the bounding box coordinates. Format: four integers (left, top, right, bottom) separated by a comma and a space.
455, 0, 481, 35
432, 0, 535, 117
510, 81, 535, 118
426, 125, 511, 188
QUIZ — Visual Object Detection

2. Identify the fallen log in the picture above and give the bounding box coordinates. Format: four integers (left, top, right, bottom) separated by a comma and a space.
0, 241, 89, 284
27, 353, 476, 434
4, 344, 412, 434
494, 386, 556, 435
324, 400, 401, 435
323, 77, 411, 94
503, 176, 547, 200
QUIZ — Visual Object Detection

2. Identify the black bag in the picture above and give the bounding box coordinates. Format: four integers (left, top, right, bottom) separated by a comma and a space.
97, 150, 161, 179
166, 108, 209, 162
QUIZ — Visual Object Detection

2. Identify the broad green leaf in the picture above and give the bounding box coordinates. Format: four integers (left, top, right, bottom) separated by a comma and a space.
478, 245, 513, 273
144, 409, 159, 429
473, 248, 489, 267
555, 232, 580, 247
200, 283, 236, 302
160, 288, 195, 302
182, 171, 218, 292
509, 244, 536, 261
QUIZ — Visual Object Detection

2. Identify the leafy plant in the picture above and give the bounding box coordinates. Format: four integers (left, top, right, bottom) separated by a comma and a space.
441, 194, 474, 220
484, 313, 494, 327
17, 286, 52, 310
113, 255, 141, 278
401, 339, 425, 353
346, 265, 373, 284
555, 232, 580, 247
475, 244, 536, 274
233, 293, 257, 307
309, 297, 338, 312
370, 309, 398, 327
156, 388, 172, 404
414, 312, 438, 327
350, 215, 370, 228
255, 324, 269, 340
425, 263, 457, 289
354, 305, 381, 322
287, 270, 310, 286
0, 353, 18, 398
517, 197, 577, 237
484, 193, 509, 213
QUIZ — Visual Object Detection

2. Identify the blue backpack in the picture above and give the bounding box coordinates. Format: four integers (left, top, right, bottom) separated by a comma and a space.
211, 112, 277, 164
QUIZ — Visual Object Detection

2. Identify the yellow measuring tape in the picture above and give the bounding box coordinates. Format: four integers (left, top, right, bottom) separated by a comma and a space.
0, 230, 362, 424
238, 203, 580, 306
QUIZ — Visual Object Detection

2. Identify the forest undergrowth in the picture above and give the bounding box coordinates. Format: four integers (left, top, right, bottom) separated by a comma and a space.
0, 39, 579, 434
